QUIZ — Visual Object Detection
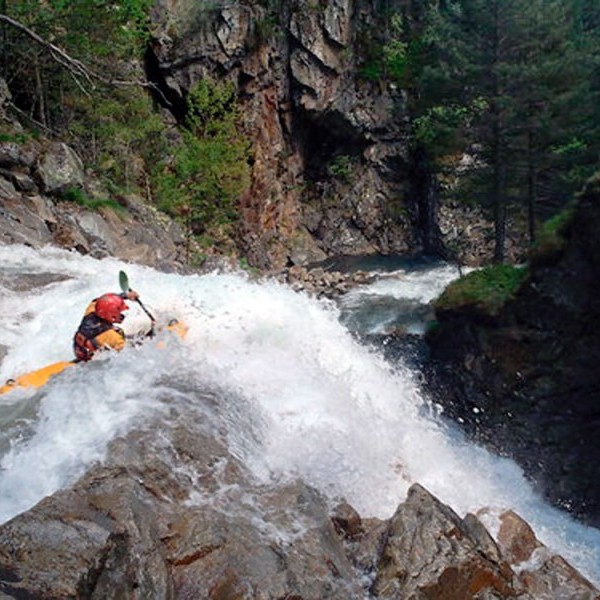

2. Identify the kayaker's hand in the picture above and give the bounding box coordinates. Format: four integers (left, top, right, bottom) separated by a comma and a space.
126, 290, 140, 301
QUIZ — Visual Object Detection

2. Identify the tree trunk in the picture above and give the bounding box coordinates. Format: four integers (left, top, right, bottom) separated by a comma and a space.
493, 161, 507, 263
491, 102, 507, 263
411, 145, 443, 257
527, 129, 537, 244
491, 0, 506, 264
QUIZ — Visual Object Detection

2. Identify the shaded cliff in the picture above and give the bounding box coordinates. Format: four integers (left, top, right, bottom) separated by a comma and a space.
426, 174, 600, 527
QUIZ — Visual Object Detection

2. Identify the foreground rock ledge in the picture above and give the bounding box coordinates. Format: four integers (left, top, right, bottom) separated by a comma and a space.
0, 413, 596, 599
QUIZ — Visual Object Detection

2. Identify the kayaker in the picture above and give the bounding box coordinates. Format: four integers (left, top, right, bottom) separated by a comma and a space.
73, 290, 139, 362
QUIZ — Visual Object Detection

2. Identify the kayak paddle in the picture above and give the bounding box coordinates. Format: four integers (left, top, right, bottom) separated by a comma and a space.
118, 270, 156, 328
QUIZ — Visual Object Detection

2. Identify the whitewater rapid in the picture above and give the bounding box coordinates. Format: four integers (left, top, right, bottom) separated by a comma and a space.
0, 244, 598, 583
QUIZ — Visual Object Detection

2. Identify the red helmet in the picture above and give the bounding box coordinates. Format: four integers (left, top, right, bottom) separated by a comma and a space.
95, 294, 128, 323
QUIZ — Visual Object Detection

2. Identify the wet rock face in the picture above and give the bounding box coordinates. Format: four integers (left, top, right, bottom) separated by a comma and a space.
0, 403, 362, 600
1, 426, 596, 600
371, 485, 518, 599
148, 0, 419, 270
427, 178, 600, 528
0, 377, 596, 599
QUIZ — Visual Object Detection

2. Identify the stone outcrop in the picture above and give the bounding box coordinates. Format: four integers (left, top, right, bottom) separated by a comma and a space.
426, 175, 600, 528
272, 264, 375, 298
147, 0, 423, 270
35, 142, 85, 194
0, 135, 188, 271
0, 411, 596, 599
438, 199, 528, 267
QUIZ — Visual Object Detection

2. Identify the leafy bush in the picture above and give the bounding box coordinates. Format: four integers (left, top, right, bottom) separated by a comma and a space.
152, 78, 251, 245
434, 264, 528, 315
68, 88, 168, 190
327, 155, 353, 182
3, 1, 160, 194
0, 132, 32, 144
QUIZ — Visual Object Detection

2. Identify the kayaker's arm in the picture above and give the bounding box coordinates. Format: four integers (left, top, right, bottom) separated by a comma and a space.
119, 290, 139, 301
94, 328, 126, 352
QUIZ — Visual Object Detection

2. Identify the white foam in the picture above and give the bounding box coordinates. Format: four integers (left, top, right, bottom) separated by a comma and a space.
0, 244, 598, 584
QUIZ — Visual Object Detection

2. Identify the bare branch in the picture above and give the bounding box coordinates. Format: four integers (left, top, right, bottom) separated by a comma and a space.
0, 13, 171, 106
7, 101, 57, 135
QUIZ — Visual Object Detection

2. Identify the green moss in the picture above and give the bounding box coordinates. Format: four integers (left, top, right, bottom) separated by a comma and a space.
434, 264, 528, 315
529, 206, 574, 264
60, 188, 126, 214
0, 132, 31, 144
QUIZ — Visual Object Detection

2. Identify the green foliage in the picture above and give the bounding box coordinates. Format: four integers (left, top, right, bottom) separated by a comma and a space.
0, 132, 31, 144
239, 256, 260, 274
2, 0, 159, 191
435, 264, 529, 315
254, 13, 279, 45
414, 98, 487, 154
529, 206, 574, 263
67, 88, 168, 190
253, 2, 283, 47
413, 0, 600, 258
327, 155, 353, 182
2, 0, 176, 204
152, 78, 251, 238
358, 56, 384, 82
356, 11, 423, 86
383, 39, 408, 81
60, 187, 126, 213
0, 0, 152, 135
382, 15, 408, 83
5, 0, 152, 73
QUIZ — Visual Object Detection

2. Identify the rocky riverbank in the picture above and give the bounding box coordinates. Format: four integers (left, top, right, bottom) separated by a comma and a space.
426, 175, 600, 530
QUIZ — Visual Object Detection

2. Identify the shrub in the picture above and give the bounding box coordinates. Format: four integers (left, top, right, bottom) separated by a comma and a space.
151, 78, 251, 259
60, 187, 126, 213
327, 155, 353, 182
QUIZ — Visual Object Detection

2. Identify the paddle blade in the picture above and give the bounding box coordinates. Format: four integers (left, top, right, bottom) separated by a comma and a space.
118, 270, 130, 293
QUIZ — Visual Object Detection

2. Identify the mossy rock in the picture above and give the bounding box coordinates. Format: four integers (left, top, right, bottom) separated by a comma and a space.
529, 206, 574, 267
434, 264, 529, 317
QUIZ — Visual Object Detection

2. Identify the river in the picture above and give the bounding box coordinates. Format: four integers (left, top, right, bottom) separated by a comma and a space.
0, 244, 598, 584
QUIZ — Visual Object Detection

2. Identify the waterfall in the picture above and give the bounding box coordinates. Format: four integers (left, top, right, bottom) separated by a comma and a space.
0, 244, 598, 584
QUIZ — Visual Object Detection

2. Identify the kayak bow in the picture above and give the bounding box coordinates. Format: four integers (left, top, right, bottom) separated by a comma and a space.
0, 361, 76, 395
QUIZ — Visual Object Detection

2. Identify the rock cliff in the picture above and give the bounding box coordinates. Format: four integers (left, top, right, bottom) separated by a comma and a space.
0, 130, 188, 271
427, 175, 600, 529
0, 0, 513, 271
146, 0, 426, 270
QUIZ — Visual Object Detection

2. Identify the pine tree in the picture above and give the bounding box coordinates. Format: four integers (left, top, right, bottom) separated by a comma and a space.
511, 0, 595, 241
415, 0, 600, 260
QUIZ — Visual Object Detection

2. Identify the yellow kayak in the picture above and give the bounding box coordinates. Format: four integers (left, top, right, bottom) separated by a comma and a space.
0, 319, 188, 396
0, 361, 76, 395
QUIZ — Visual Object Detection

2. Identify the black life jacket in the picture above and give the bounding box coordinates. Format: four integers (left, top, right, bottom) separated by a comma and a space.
73, 313, 113, 362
